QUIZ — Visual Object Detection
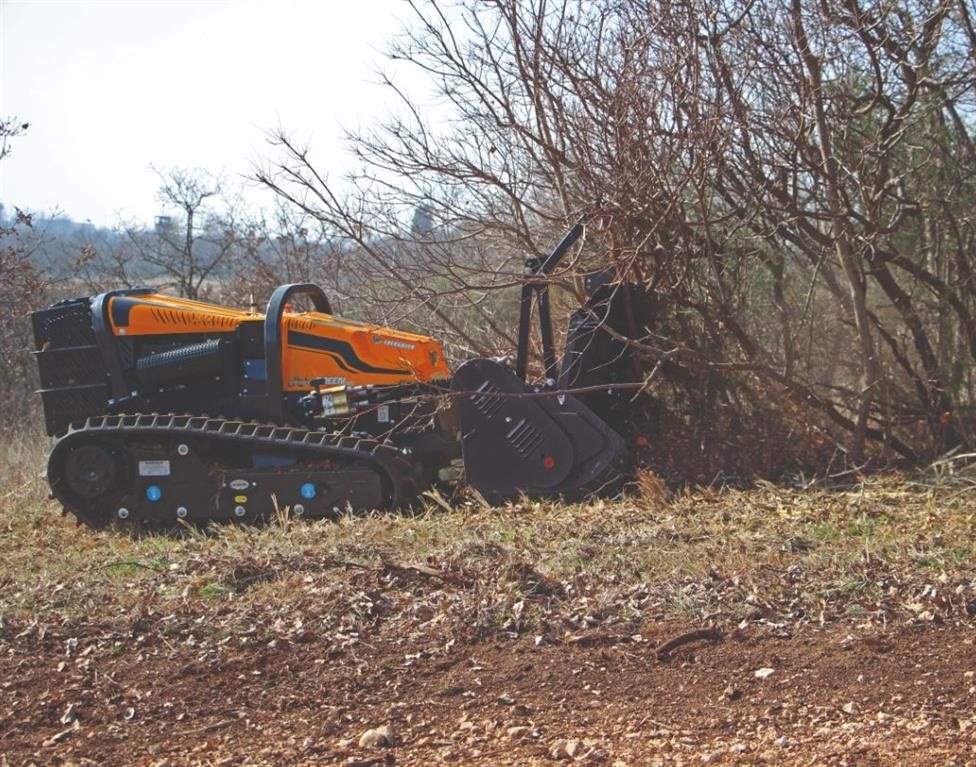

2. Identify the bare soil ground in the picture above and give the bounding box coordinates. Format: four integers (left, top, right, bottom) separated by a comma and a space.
2, 617, 975, 765
2, 454, 975, 765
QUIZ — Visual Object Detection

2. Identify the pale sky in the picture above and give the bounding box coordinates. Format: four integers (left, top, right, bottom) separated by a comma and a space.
0, 0, 417, 226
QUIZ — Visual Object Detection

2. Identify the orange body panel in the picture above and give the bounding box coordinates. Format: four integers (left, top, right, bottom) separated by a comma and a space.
280, 313, 450, 389
107, 293, 451, 391
109, 293, 253, 334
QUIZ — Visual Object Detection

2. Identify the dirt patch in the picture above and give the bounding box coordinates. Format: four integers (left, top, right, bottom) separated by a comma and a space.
2, 620, 974, 766
3, 474, 975, 764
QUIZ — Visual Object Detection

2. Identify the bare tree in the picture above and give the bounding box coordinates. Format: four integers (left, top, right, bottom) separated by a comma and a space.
0, 117, 29, 163
117, 167, 237, 299
258, 0, 975, 477
0, 119, 45, 430
219, 202, 345, 311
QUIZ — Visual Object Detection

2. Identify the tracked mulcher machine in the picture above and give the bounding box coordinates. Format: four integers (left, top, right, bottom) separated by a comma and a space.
31, 223, 649, 527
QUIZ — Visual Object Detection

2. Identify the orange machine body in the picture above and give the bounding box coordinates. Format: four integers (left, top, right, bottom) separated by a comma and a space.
107, 293, 451, 390
278, 313, 451, 390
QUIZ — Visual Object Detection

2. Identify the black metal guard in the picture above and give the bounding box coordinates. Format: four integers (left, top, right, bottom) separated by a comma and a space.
536, 280, 558, 382
514, 219, 585, 382
514, 259, 538, 381
91, 288, 155, 400
264, 283, 333, 424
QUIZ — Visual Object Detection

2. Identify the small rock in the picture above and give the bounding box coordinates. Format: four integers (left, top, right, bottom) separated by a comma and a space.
775, 735, 789, 748
876, 712, 891, 724
551, 738, 583, 760
583, 747, 608, 762
497, 693, 515, 705
755, 668, 775, 679
507, 725, 530, 739
43, 723, 78, 747
358, 724, 396, 748
61, 703, 78, 725
723, 685, 742, 701
907, 717, 929, 733
842, 702, 857, 715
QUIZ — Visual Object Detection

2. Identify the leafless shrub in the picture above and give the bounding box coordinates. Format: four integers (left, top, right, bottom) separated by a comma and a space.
0, 120, 46, 433
256, 0, 976, 479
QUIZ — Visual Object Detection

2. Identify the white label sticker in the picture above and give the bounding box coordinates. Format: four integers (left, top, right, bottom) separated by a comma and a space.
377, 405, 391, 423
229, 479, 250, 491
138, 460, 171, 477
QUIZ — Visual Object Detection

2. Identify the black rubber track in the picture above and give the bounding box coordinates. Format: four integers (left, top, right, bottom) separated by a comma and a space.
46, 414, 419, 529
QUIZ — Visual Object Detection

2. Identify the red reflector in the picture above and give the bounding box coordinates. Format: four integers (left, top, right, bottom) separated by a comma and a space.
543, 456, 555, 469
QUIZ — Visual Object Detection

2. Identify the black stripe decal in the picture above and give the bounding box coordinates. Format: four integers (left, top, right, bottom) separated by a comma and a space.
288, 330, 410, 375
316, 349, 357, 375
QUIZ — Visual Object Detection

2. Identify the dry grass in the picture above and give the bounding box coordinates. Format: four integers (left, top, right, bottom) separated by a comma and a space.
1, 428, 974, 648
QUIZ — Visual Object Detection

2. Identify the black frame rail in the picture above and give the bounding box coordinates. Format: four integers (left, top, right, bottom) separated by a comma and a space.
264, 283, 333, 424
514, 219, 585, 383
